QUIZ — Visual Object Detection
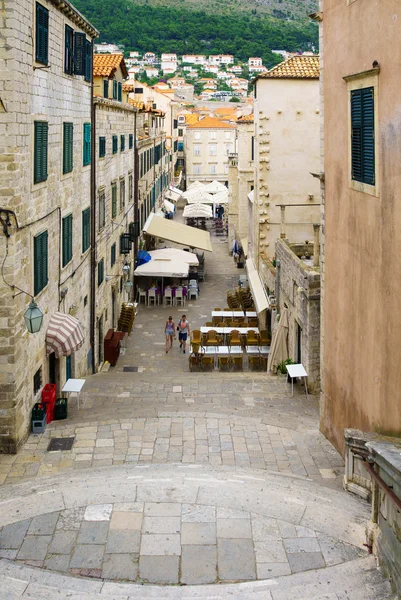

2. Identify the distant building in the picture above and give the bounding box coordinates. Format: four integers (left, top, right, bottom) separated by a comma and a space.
145, 67, 159, 78
95, 42, 121, 54
144, 52, 156, 63
248, 57, 262, 68
182, 54, 207, 65
208, 54, 234, 66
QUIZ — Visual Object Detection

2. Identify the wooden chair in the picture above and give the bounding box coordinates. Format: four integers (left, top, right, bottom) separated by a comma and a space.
205, 322, 213, 327
248, 318, 258, 328
218, 356, 230, 371
206, 330, 220, 346
261, 356, 268, 371
228, 319, 239, 327
201, 355, 214, 371
191, 330, 202, 345
231, 355, 243, 371
246, 330, 260, 346
259, 330, 270, 346
214, 307, 221, 311
216, 321, 226, 328
249, 355, 262, 371
212, 316, 221, 326
227, 330, 242, 347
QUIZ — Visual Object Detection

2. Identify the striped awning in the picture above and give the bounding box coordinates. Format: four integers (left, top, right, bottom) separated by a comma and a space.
46, 312, 85, 359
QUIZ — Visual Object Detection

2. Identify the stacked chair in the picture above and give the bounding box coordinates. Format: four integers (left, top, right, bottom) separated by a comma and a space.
117, 303, 135, 334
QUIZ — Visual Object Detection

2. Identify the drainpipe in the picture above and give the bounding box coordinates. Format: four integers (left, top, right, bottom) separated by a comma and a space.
133, 111, 139, 298
89, 39, 96, 374
313, 223, 320, 268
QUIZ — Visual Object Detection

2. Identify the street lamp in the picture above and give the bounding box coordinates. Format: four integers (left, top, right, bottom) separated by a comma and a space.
24, 300, 43, 333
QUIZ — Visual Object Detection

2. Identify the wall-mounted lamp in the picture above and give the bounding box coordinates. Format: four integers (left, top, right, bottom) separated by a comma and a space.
24, 300, 43, 333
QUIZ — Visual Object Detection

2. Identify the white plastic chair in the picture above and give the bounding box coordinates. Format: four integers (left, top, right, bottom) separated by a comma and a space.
175, 287, 185, 307
148, 288, 157, 306
138, 288, 147, 304
164, 287, 173, 306
188, 286, 198, 301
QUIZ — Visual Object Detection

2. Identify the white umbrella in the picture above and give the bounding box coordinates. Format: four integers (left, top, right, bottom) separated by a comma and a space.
267, 307, 289, 374
186, 192, 215, 204
212, 190, 229, 204
162, 199, 175, 212
134, 259, 189, 278
148, 248, 199, 266
188, 180, 205, 190
183, 204, 213, 218
182, 187, 209, 200
204, 181, 227, 194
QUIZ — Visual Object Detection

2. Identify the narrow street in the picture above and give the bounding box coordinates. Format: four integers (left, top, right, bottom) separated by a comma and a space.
0, 214, 394, 598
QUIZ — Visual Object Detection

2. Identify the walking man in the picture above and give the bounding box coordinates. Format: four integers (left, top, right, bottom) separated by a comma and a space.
177, 314, 190, 354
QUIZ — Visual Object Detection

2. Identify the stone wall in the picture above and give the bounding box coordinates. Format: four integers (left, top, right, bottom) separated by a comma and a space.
344, 430, 401, 597
274, 239, 320, 393
0, 0, 96, 452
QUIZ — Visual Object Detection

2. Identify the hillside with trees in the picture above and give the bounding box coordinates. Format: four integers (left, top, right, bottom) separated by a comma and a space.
73, 0, 318, 68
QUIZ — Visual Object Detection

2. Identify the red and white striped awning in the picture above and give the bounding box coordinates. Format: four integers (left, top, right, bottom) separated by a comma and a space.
46, 312, 85, 359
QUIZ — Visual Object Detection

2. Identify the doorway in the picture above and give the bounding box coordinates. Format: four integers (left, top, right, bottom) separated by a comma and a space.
49, 352, 60, 391
296, 322, 302, 364
98, 315, 103, 366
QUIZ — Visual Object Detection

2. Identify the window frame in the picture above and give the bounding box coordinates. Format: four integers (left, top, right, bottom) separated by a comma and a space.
111, 243, 116, 267
112, 135, 118, 155
99, 136, 106, 158
63, 122, 74, 174
345, 69, 379, 197
35, 2, 49, 65
111, 182, 117, 219
34, 121, 48, 184
62, 213, 73, 267
83, 122, 91, 167
98, 189, 106, 230
120, 134, 125, 152
82, 207, 90, 253
33, 230, 48, 296
64, 24, 74, 75
97, 258, 104, 287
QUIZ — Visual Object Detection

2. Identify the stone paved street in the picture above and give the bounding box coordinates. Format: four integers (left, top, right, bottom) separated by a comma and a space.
0, 216, 395, 598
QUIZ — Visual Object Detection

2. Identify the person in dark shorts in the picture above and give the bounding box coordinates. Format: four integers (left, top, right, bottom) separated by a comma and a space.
165, 316, 176, 353
177, 315, 190, 354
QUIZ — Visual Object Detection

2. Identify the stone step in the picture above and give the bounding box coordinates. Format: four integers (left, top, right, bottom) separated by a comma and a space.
0, 556, 395, 599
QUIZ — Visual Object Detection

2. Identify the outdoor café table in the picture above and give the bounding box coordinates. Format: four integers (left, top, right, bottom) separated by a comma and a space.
211, 310, 245, 318
246, 346, 261, 355
286, 363, 308, 398
61, 378, 86, 410
200, 327, 259, 334
259, 346, 271, 354
245, 311, 257, 318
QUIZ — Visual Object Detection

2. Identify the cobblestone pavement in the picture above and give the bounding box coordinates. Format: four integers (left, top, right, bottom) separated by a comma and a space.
0, 215, 395, 598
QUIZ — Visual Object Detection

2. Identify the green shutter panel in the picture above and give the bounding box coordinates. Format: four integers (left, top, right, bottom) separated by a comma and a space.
361, 87, 375, 185
83, 123, 91, 166
113, 81, 117, 100
36, 3, 49, 65
34, 231, 48, 295
82, 208, 90, 253
112, 185, 117, 218
68, 215, 73, 263
85, 39, 92, 82
63, 123, 73, 174
34, 121, 48, 184
351, 90, 362, 182
74, 32, 86, 75
65, 25, 74, 74
103, 79, 109, 98
118, 82, 122, 102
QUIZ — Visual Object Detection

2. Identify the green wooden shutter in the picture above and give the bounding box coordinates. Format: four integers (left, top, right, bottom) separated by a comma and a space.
99, 136, 106, 158
112, 135, 118, 154
62, 214, 73, 267
112, 184, 117, 218
111, 243, 116, 266
74, 32, 86, 75
82, 208, 90, 253
84, 39, 92, 82
120, 135, 125, 152
129, 134, 133, 149
63, 122, 73, 174
351, 87, 375, 186
98, 258, 104, 286
83, 123, 91, 166
103, 79, 109, 99
118, 82, 122, 102
34, 121, 48, 184
35, 3, 49, 65
34, 231, 48, 295
65, 25, 74, 74
113, 80, 117, 100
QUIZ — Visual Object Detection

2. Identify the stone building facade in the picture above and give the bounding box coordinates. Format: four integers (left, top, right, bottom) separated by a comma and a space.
185, 116, 236, 187
251, 56, 321, 267
0, 0, 97, 452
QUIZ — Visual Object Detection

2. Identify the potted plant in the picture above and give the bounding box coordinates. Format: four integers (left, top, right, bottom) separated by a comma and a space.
277, 358, 294, 381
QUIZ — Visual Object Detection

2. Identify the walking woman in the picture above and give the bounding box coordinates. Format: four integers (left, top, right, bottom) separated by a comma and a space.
177, 314, 190, 354
165, 316, 176, 353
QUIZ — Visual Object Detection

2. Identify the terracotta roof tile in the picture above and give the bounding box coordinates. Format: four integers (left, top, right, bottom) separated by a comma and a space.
257, 55, 320, 80
94, 53, 128, 78
187, 116, 236, 130
185, 114, 200, 125
236, 113, 254, 123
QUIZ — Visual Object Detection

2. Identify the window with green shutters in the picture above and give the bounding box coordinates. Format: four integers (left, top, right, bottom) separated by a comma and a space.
117, 82, 122, 102
34, 231, 48, 296
113, 80, 117, 100
62, 214, 73, 267
82, 208, 90, 253
120, 179, 125, 210
120, 135, 125, 152
111, 183, 117, 218
99, 136, 106, 158
98, 258, 104, 286
63, 122, 73, 174
35, 3, 49, 65
83, 123, 91, 166
99, 190, 105, 229
64, 25, 74, 75
129, 134, 133, 149
73, 32, 86, 76
351, 87, 375, 186
111, 243, 116, 267
34, 121, 48, 184
112, 135, 118, 154
84, 39, 92, 83
103, 79, 109, 99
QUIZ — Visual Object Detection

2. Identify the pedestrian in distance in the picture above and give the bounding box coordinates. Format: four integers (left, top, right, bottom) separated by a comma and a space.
177, 314, 190, 354
165, 316, 176, 353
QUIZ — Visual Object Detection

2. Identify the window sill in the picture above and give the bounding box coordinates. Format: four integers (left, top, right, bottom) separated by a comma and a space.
350, 179, 379, 198
31, 179, 48, 192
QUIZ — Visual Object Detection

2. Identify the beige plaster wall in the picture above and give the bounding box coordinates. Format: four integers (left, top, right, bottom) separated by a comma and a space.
321, 0, 401, 453
185, 126, 236, 185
